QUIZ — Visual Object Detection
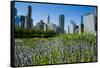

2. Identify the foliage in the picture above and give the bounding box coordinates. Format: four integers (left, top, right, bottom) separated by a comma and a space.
15, 34, 97, 66
14, 27, 57, 38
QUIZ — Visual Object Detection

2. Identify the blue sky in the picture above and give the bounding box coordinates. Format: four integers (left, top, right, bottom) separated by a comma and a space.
15, 2, 96, 32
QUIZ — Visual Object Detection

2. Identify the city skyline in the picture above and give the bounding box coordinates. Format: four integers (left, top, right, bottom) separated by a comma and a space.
15, 2, 97, 32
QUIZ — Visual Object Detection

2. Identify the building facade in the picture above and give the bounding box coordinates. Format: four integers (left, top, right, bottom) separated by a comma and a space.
83, 13, 96, 34
20, 16, 25, 28
36, 20, 45, 30
48, 23, 57, 32
25, 6, 33, 29
68, 20, 79, 34
15, 16, 20, 28
59, 14, 64, 33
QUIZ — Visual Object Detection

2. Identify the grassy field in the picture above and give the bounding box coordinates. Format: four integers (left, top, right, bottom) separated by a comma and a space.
14, 34, 97, 66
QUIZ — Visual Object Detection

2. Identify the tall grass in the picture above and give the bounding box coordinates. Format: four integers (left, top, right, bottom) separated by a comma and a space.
14, 34, 97, 66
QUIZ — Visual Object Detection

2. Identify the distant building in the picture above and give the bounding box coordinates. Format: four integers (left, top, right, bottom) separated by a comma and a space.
25, 16, 33, 29
36, 20, 45, 30
47, 15, 50, 24
83, 13, 96, 34
27, 6, 32, 17
56, 26, 61, 34
44, 23, 48, 31
59, 14, 64, 33
69, 23, 74, 34
71, 20, 76, 33
25, 6, 33, 29
14, 5, 33, 29
20, 16, 25, 28
81, 23, 84, 33
14, 7, 18, 28
48, 23, 57, 32
75, 25, 79, 34
69, 20, 79, 34
52, 24, 57, 32
46, 15, 51, 31
78, 24, 81, 34
68, 26, 70, 34
81, 16, 84, 33
69, 20, 76, 34
15, 16, 20, 28
46, 15, 57, 32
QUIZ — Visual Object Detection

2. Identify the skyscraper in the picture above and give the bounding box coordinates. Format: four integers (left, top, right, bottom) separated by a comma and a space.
59, 14, 64, 33
47, 15, 50, 24
28, 6, 32, 17
47, 15, 51, 31
20, 16, 25, 28
25, 5, 33, 29
56, 26, 60, 34
15, 16, 20, 28
25, 16, 33, 29
83, 13, 96, 34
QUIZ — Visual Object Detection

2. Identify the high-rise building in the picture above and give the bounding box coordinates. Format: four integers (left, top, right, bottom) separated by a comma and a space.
15, 16, 20, 28
28, 6, 32, 17
20, 16, 25, 28
56, 26, 60, 34
83, 13, 96, 34
25, 5, 33, 29
46, 15, 51, 31
47, 15, 50, 24
68, 26, 70, 34
59, 14, 64, 33
25, 16, 33, 29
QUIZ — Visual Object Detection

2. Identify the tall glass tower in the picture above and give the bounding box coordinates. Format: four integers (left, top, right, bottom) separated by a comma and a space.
25, 5, 33, 29
28, 6, 32, 17
59, 14, 64, 33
